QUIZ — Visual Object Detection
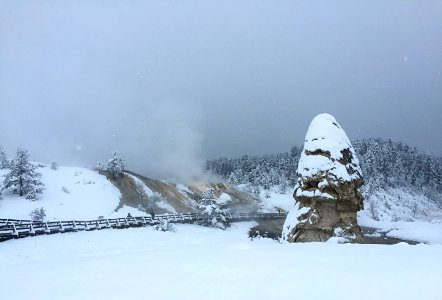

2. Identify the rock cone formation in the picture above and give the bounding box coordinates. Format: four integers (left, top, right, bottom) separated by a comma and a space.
282, 113, 364, 243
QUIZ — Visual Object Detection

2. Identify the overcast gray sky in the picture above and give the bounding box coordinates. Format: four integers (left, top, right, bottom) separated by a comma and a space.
1, 1, 441, 179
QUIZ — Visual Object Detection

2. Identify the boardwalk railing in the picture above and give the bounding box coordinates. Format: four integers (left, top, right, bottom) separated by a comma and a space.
0, 212, 287, 242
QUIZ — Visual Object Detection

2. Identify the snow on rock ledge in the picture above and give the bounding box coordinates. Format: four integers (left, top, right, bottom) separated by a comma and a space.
283, 113, 365, 243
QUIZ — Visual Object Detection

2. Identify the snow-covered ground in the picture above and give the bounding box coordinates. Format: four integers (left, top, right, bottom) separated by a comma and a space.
357, 187, 442, 244
0, 165, 123, 220
361, 187, 442, 222
358, 214, 442, 244
1, 222, 441, 300
257, 186, 293, 212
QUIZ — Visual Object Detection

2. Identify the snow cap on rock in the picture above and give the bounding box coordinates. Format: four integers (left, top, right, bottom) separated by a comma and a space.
296, 113, 362, 185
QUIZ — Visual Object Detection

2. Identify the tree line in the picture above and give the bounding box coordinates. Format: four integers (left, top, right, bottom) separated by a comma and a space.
206, 138, 442, 202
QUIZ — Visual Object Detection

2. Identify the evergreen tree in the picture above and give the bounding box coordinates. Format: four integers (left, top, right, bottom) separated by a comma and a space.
197, 187, 231, 229
154, 218, 175, 232
29, 207, 46, 222
0, 145, 9, 169
2, 148, 44, 200
138, 192, 163, 218
50, 161, 58, 170
107, 151, 125, 178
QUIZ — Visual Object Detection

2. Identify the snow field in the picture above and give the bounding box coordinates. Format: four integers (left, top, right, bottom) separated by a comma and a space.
257, 186, 293, 212
361, 187, 442, 222
1, 222, 441, 300
0, 165, 122, 220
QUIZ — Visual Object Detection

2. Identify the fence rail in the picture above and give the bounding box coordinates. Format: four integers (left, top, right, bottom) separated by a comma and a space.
0, 212, 287, 242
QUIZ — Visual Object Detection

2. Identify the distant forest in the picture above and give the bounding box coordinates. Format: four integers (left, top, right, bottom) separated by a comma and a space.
206, 138, 442, 201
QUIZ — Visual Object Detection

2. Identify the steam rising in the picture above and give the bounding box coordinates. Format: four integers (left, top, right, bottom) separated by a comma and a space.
0, 98, 206, 181
115, 101, 207, 181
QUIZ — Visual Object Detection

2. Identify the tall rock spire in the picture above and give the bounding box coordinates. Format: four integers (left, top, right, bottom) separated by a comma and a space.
282, 113, 364, 243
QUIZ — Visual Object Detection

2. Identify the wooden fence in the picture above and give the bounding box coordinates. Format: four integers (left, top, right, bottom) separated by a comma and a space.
0, 212, 287, 242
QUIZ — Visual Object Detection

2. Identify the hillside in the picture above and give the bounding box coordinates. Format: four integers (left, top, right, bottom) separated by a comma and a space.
0, 166, 121, 220
110, 171, 260, 214
0, 164, 263, 221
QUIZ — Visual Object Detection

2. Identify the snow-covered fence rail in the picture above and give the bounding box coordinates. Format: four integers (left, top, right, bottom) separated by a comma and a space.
0, 212, 287, 242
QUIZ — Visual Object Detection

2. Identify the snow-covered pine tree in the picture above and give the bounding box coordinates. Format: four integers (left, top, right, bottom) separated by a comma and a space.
197, 187, 232, 229
0, 145, 9, 169
197, 187, 217, 227
138, 192, 163, 218
50, 161, 58, 170
107, 151, 125, 178
154, 219, 175, 232
29, 207, 46, 222
215, 192, 232, 229
96, 161, 104, 174
2, 148, 44, 200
